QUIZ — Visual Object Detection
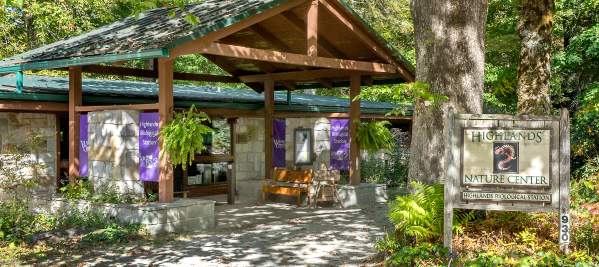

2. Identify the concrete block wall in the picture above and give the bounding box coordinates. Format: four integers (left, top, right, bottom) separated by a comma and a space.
30, 196, 216, 235
0, 112, 57, 196
88, 110, 144, 197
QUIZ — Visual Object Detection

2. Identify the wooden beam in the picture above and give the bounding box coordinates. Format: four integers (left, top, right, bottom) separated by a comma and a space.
264, 80, 275, 180
281, 11, 347, 58
349, 75, 361, 185
71, 65, 240, 83
75, 103, 159, 113
239, 69, 369, 83
197, 108, 262, 118
158, 58, 175, 203
171, 0, 306, 57
203, 55, 264, 92
0, 101, 67, 112
274, 111, 410, 120
250, 24, 292, 52
317, 78, 333, 89
307, 0, 319, 57
319, 0, 414, 81
198, 43, 397, 73
68, 67, 82, 182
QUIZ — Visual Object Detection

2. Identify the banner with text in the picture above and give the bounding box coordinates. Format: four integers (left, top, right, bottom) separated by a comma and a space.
139, 112, 160, 182
330, 119, 349, 170
79, 114, 89, 177
273, 119, 286, 167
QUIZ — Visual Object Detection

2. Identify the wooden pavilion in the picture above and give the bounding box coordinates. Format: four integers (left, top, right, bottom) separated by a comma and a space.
0, 0, 414, 203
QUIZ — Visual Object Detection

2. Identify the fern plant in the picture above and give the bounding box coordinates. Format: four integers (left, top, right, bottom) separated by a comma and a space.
389, 181, 474, 245
159, 105, 214, 170
356, 120, 395, 152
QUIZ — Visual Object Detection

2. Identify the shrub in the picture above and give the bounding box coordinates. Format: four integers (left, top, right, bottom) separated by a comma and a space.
0, 201, 38, 243
388, 182, 474, 245
361, 129, 410, 187
386, 242, 448, 267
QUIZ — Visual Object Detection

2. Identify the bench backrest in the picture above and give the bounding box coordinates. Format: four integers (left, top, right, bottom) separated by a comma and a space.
273, 168, 313, 184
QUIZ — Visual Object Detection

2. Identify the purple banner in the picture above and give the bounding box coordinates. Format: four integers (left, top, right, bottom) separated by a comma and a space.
330, 119, 350, 170
79, 114, 89, 176
139, 112, 160, 182
273, 119, 286, 167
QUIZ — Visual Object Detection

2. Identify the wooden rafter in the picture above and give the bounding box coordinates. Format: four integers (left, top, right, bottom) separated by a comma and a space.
67, 65, 240, 83
280, 11, 346, 58
307, 0, 319, 57
170, 0, 306, 57
319, 0, 414, 81
198, 43, 397, 73
250, 24, 292, 52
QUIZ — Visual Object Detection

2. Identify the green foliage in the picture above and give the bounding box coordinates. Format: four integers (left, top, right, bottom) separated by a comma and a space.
59, 179, 94, 201
81, 222, 142, 245
160, 105, 214, 170
356, 120, 394, 152
59, 178, 148, 204
361, 129, 409, 187
361, 145, 409, 187
386, 242, 448, 267
388, 182, 474, 245
0, 201, 38, 243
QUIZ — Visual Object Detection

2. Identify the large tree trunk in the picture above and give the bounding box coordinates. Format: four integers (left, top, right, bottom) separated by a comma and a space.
517, 0, 554, 115
408, 0, 487, 184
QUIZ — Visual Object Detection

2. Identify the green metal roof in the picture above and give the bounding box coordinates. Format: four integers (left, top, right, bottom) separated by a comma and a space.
0, 75, 413, 115
0, 0, 415, 77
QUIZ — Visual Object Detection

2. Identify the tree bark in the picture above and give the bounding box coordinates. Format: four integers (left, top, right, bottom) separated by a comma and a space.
517, 0, 554, 115
408, 0, 487, 184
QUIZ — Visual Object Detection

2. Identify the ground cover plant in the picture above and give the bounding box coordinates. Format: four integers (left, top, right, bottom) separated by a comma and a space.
377, 181, 599, 266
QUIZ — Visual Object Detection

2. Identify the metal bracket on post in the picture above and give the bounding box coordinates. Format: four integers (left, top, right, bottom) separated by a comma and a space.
16, 71, 23, 93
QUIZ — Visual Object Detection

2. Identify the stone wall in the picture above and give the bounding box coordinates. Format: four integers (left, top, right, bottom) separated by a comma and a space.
88, 110, 144, 196
0, 112, 57, 197
234, 117, 333, 202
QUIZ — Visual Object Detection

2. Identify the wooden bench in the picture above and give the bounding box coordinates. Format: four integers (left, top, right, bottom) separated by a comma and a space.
262, 169, 314, 206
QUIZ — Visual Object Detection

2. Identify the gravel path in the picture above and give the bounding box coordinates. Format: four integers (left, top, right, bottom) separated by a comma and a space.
38, 203, 391, 266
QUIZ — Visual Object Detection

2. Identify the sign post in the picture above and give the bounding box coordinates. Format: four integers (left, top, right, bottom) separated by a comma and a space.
444, 109, 570, 254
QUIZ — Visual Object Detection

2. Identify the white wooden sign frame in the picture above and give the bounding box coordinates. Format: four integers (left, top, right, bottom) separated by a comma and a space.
444, 109, 570, 254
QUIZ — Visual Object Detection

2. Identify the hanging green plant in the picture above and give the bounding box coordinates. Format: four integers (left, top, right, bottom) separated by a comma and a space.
159, 105, 214, 170
356, 120, 395, 152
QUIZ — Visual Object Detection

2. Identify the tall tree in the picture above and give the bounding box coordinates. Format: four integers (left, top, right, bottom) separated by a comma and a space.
516, 0, 555, 115
408, 1, 487, 183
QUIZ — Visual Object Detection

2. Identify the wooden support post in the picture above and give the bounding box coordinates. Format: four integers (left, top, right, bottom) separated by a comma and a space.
68, 67, 82, 182
307, 0, 319, 57
349, 75, 361, 185
559, 108, 571, 254
158, 58, 174, 203
264, 80, 275, 180
444, 108, 457, 255
227, 118, 238, 205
